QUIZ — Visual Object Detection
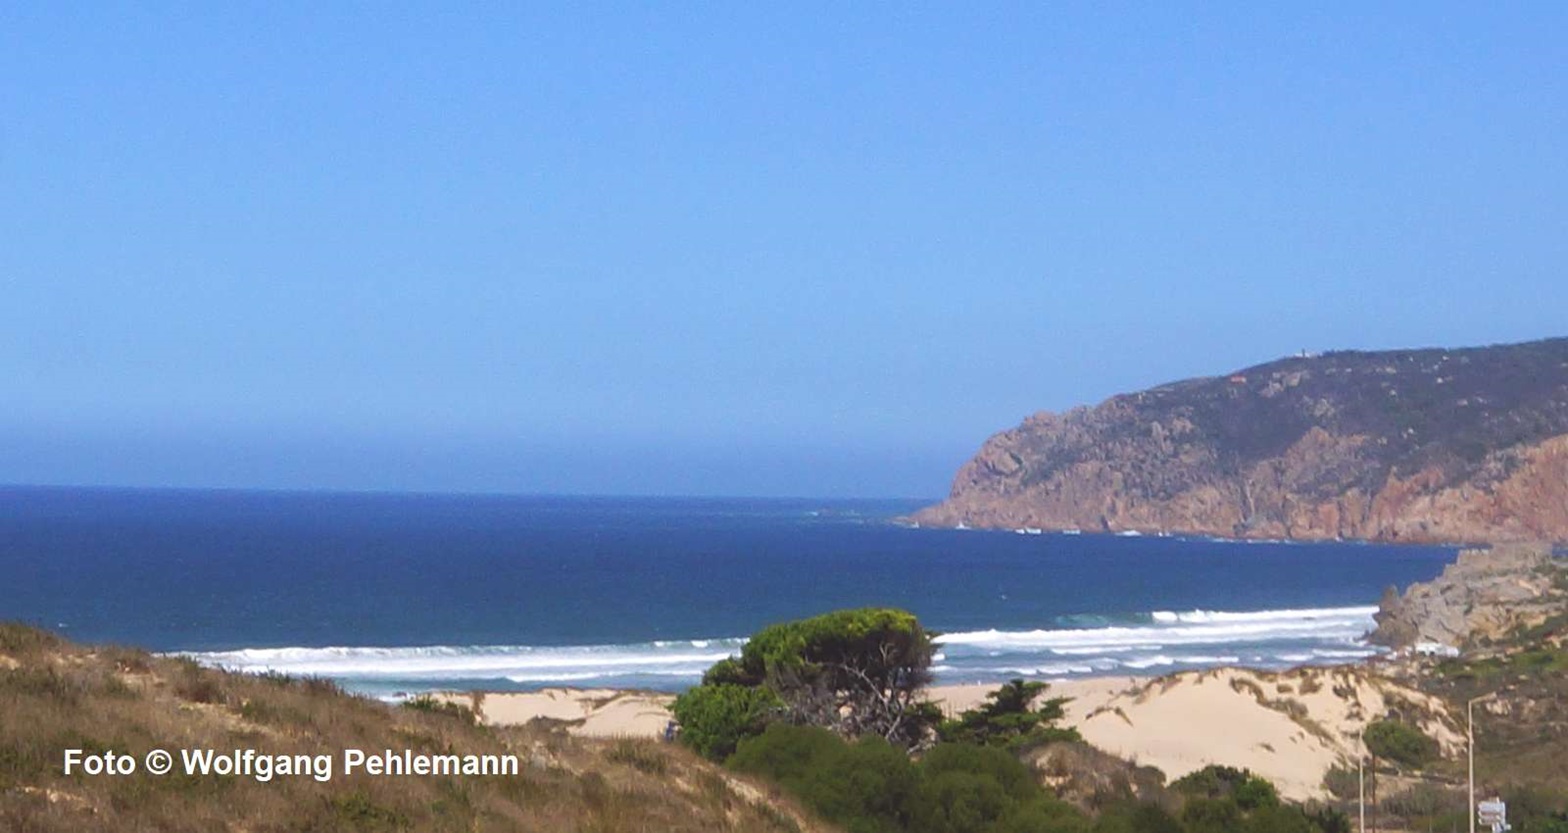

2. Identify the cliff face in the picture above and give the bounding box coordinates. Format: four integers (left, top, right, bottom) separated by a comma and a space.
913, 338, 1568, 544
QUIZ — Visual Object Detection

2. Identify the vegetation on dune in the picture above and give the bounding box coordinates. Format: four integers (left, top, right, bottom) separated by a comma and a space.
730, 727, 1352, 833
677, 607, 942, 751
1171, 765, 1280, 811
730, 724, 1089, 833
16, 600, 1568, 833
676, 609, 1358, 833
1360, 719, 1438, 770
0, 622, 820, 833
667, 682, 781, 761
1320, 582, 1568, 833
937, 679, 1082, 752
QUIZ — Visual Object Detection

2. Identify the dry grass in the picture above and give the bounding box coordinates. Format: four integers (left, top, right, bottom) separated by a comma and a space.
0, 623, 827, 832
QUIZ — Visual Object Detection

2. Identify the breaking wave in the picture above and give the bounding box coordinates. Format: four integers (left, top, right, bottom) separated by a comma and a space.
178, 606, 1384, 693
178, 639, 747, 686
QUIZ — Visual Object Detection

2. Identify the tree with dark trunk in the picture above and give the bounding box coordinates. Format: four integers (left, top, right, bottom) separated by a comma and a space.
672, 608, 941, 758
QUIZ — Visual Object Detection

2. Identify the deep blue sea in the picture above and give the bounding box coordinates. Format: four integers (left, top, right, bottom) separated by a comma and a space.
0, 487, 1457, 698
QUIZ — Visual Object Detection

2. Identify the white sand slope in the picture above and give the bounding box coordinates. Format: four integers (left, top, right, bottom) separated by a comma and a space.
935, 665, 1459, 801
452, 664, 1458, 801
437, 688, 677, 738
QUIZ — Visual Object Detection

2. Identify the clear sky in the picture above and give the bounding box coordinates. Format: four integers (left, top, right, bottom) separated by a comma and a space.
3, 4, 1565, 498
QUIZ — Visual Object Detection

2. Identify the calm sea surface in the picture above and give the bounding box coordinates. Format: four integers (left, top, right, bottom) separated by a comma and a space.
0, 487, 1455, 696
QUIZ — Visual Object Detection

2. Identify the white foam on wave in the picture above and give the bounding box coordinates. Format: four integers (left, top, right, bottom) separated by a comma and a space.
1006, 663, 1099, 676
938, 606, 1376, 652
1052, 645, 1155, 656
178, 638, 747, 681
178, 606, 1388, 688
504, 667, 716, 683
1150, 606, 1378, 625
1310, 647, 1379, 659
1119, 654, 1246, 670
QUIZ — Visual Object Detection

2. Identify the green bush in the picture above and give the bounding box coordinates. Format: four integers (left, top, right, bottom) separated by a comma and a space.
728, 723, 847, 785
1363, 720, 1439, 769
920, 743, 1040, 803
911, 771, 1011, 833
676, 607, 942, 756
938, 678, 1082, 751
732, 725, 919, 833
1182, 797, 1243, 833
995, 797, 1095, 833
401, 694, 476, 723
1093, 802, 1186, 833
1234, 776, 1280, 811
1172, 765, 1278, 809
670, 683, 780, 761
1303, 806, 1352, 833
1245, 804, 1316, 833
730, 724, 1089, 833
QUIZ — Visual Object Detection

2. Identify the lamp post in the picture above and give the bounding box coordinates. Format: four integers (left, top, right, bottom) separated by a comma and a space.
1469, 693, 1498, 833
1358, 727, 1366, 833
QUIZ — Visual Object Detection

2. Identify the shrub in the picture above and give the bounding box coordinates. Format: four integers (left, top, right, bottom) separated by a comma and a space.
1245, 804, 1315, 833
937, 678, 1082, 751
1172, 764, 1250, 799
1304, 805, 1352, 833
1172, 764, 1278, 809
732, 725, 920, 833
729, 723, 847, 786
1321, 766, 1359, 801
995, 797, 1094, 833
1094, 802, 1186, 833
920, 743, 1040, 803
1363, 720, 1439, 769
1234, 776, 1281, 811
910, 771, 1011, 833
730, 725, 1090, 833
737, 608, 940, 749
1182, 797, 1243, 833
671, 683, 781, 761
401, 694, 476, 724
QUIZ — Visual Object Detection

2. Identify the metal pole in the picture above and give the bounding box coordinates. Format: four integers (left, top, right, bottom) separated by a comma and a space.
1468, 695, 1494, 833
1468, 697, 1475, 833
1359, 750, 1366, 833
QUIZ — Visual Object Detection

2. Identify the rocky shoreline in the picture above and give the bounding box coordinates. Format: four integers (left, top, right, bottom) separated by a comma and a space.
1369, 542, 1567, 651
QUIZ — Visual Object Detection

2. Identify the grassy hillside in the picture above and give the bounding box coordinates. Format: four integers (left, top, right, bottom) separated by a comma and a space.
0, 624, 822, 833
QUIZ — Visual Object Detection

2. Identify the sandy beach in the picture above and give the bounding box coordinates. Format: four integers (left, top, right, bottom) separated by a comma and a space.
437, 688, 680, 738
447, 664, 1460, 801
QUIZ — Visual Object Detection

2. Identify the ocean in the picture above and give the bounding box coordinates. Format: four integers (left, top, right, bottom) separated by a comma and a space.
0, 486, 1456, 698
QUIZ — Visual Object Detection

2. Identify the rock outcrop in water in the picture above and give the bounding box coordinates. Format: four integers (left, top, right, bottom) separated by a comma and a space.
912, 338, 1568, 544
1369, 543, 1566, 649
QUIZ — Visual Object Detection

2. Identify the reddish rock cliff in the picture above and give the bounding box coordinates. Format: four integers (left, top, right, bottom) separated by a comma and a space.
912, 339, 1568, 544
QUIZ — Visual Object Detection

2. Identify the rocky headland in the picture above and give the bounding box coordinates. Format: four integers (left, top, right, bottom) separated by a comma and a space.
1369, 542, 1567, 651
912, 337, 1568, 544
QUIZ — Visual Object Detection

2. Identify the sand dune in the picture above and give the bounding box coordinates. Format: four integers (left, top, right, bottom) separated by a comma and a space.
450, 664, 1458, 801
438, 688, 678, 738
937, 666, 1459, 800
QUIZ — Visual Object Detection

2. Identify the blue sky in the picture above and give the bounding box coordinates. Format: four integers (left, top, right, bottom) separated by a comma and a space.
3, 4, 1565, 498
